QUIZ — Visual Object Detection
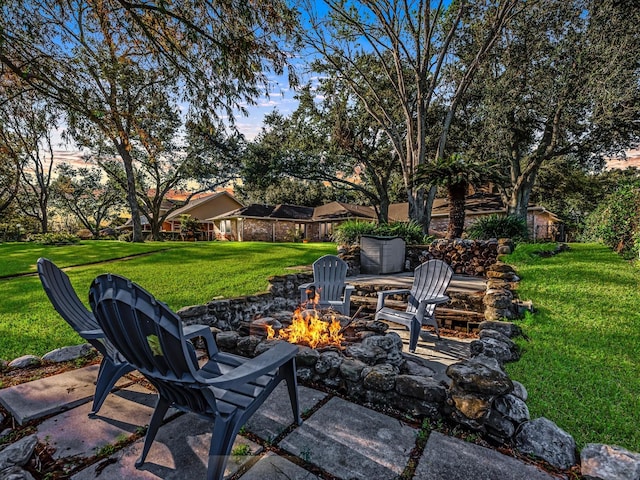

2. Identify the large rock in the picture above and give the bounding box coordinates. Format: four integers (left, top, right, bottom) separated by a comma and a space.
176, 304, 208, 318
493, 394, 530, 424
450, 393, 491, 421
236, 335, 261, 357
41, 344, 93, 363
395, 375, 446, 403
362, 364, 397, 391
470, 337, 519, 364
0, 466, 36, 480
515, 417, 576, 469
446, 359, 513, 396
339, 358, 366, 382
478, 320, 523, 338
345, 344, 388, 365
0, 435, 38, 470
7, 356, 40, 370
315, 351, 342, 376
581, 443, 640, 480
479, 328, 516, 349
483, 289, 514, 309
295, 346, 320, 367
215, 331, 240, 350
511, 380, 528, 402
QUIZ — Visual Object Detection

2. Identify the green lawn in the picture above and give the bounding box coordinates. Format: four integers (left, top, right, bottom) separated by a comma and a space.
504, 243, 640, 451
0, 241, 335, 361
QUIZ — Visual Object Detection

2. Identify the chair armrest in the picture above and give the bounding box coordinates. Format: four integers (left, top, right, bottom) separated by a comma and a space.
197, 342, 299, 389
78, 329, 104, 340
376, 289, 411, 311
416, 295, 450, 317
419, 295, 450, 306
183, 323, 211, 339
183, 323, 219, 358
299, 282, 315, 304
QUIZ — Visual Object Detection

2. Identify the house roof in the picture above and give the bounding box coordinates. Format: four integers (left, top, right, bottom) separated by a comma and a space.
312, 201, 376, 220
388, 193, 560, 221
212, 203, 314, 221
166, 191, 242, 221
212, 193, 560, 224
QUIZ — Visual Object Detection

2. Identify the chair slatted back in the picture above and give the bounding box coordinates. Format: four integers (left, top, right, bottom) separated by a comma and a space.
90, 274, 212, 413
313, 255, 348, 302
38, 258, 96, 333
38, 257, 121, 360
407, 260, 453, 315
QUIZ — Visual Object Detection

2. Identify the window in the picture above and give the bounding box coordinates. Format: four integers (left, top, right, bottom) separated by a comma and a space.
219, 220, 231, 234
320, 222, 333, 239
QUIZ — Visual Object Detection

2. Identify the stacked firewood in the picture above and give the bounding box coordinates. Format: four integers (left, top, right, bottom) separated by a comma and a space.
406, 239, 513, 276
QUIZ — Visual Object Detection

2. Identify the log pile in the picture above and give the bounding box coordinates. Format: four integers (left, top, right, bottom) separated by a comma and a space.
406, 239, 514, 276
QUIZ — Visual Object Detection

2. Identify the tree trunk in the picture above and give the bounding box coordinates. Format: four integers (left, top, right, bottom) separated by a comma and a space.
506, 171, 537, 227
377, 194, 390, 224
447, 182, 467, 239
115, 145, 143, 242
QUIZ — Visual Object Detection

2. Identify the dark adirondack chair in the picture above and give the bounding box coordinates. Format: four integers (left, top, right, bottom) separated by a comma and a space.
298, 254, 354, 315
89, 273, 301, 480
37, 258, 211, 416
374, 259, 453, 352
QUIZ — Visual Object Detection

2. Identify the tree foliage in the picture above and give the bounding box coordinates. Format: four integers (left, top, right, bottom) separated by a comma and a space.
0, 89, 59, 233
415, 155, 496, 238
52, 164, 124, 238
239, 83, 405, 220
455, 0, 640, 219
0, 0, 300, 241
581, 183, 640, 259
301, 0, 519, 231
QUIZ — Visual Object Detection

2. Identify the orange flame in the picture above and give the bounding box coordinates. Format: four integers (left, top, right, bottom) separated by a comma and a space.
266, 308, 343, 349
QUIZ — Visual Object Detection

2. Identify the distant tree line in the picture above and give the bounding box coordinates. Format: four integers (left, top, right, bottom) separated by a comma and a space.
0, 0, 638, 242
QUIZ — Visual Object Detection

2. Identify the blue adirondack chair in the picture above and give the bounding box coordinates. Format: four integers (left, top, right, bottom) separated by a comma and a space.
37, 258, 211, 416
374, 259, 453, 352
298, 254, 354, 315
89, 273, 301, 480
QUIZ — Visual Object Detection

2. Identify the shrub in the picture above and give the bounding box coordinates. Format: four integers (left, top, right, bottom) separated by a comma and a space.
375, 220, 426, 245
580, 184, 640, 259
466, 214, 529, 241
28, 233, 80, 245
332, 220, 428, 245
331, 220, 377, 245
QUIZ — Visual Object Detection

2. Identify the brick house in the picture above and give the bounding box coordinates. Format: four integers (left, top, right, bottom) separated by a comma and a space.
212, 201, 377, 242
389, 193, 563, 241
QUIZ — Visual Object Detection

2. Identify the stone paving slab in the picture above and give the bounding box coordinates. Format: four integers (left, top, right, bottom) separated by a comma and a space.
0, 365, 131, 425
37, 384, 159, 460
279, 396, 417, 480
414, 431, 559, 480
239, 452, 319, 480
244, 383, 327, 442
71, 413, 262, 480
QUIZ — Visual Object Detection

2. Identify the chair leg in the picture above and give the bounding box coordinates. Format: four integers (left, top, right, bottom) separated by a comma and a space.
207, 415, 240, 480
136, 396, 170, 468
90, 359, 134, 416
282, 359, 301, 425
409, 317, 421, 353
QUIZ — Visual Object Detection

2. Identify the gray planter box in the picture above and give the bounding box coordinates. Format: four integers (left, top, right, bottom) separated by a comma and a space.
360, 235, 406, 274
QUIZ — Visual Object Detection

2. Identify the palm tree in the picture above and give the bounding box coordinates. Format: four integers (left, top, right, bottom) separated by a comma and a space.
415, 155, 495, 239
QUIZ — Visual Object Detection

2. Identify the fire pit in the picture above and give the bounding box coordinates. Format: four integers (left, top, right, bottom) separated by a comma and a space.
265, 308, 344, 349
212, 306, 446, 419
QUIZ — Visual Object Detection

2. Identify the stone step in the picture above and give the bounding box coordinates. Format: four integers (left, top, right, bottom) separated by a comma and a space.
415, 431, 557, 480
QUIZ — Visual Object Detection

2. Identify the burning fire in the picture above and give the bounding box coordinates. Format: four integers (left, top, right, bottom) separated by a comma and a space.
266, 308, 344, 349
